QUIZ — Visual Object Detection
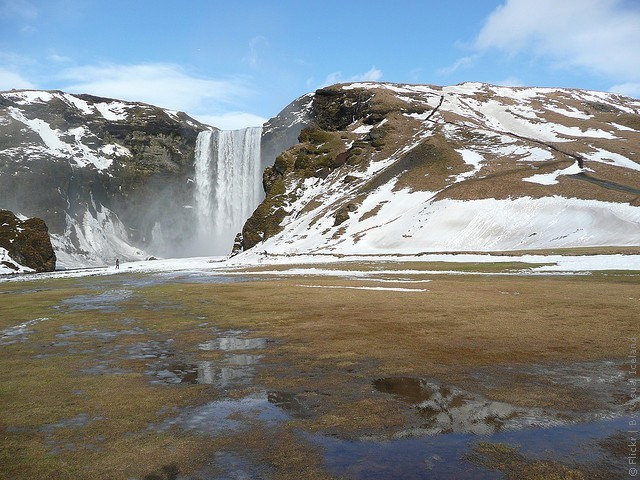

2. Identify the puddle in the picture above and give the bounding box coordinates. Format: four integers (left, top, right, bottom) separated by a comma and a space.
198, 335, 268, 352
125, 339, 174, 360
0, 317, 50, 345
154, 394, 289, 436
39, 413, 105, 455
0, 287, 52, 295
267, 391, 315, 418
470, 360, 637, 414
149, 357, 260, 388
374, 377, 561, 435
224, 353, 264, 365
375, 370, 635, 436
80, 359, 131, 376
55, 325, 145, 341
210, 452, 272, 480
314, 416, 631, 480
60, 289, 133, 312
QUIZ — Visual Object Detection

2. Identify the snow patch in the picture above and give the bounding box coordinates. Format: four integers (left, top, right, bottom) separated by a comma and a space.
523, 163, 583, 185
353, 124, 373, 134
62, 94, 95, 115
95, 102, 129, 121
296, 285, 427, 292
584, 148, 640, 171
7, 107, 114, 171
4, 90, 55, 105
0, 247, 33, 274
546, 105, 591, 119
453, 149, 484, 182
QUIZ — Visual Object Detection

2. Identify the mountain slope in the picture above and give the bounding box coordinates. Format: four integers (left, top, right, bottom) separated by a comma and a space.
0, 89, 209, 267
241, 82, 640, 255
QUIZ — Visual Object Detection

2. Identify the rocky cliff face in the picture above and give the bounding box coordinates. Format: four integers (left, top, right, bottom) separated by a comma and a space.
0, 90, 210, 267
241, 82, 640, 254
3, 83, 638, 267
0, 209, 56, 273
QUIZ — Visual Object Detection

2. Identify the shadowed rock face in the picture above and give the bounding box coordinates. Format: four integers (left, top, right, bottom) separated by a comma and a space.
0, 209, 56, 272
0, 90, 210, 266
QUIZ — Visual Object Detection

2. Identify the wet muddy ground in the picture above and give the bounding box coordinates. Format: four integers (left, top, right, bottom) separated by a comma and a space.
0, 265, 638, 479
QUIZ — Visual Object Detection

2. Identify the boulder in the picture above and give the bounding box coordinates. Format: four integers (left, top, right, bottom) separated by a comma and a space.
0, 209, 56, 272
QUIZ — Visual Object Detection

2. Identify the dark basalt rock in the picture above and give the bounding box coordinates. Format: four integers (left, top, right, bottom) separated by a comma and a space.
0, 90, 211, 263
0, 209, 56, 272
313, 86, 373, 131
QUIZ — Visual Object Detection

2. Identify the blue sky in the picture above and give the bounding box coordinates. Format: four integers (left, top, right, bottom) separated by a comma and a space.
1, 0, 639, 129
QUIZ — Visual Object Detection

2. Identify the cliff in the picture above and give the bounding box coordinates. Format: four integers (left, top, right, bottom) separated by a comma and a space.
0, 209, 56, 273
241, 82, 640, 254
0, 90, 211, 267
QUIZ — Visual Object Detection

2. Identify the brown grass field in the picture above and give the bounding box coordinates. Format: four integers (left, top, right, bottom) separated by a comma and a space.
0, 263, 638, 479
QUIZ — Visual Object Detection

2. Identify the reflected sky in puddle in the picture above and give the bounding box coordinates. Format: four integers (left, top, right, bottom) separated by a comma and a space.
150, 361, 257, 388
374, 377, 555, 435
154, 394, 289, 436
313, 416, 631, 480
267, 391, 315, 419
374, 373, 635, 436
471, 360, 637, 414
0, 317, 50, 345
147, 329, 267, 387
55, 325, 145, 341
198, 336, 267, 352
126, 339, 174, 360
38, 413, 106, 455
59, 289, 133, 312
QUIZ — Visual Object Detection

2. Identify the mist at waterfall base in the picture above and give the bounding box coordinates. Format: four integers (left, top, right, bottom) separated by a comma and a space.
187, 127, 264, 257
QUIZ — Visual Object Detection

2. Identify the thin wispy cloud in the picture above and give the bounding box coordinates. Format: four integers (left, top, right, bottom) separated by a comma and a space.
0, 68, 35, 90
320, 66, 383, 88
610, 82, 640, 99
195, 112, 267, 130
59, 62, 251, 113
243, 36, 269, 68
475, 0, 640, 84
438, 55, 478, 77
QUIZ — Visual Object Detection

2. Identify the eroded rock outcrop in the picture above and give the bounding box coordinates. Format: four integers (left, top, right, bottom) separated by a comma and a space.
240, 82, 640, 254
0, 209, 56, 272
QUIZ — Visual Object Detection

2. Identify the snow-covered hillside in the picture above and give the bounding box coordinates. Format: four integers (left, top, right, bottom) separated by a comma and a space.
240, 82, 640, 255
0, 89, 209, 267
2, 83, 639, 269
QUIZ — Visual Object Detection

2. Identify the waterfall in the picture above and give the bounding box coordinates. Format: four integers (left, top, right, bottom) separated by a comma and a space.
192, 126, 263, 256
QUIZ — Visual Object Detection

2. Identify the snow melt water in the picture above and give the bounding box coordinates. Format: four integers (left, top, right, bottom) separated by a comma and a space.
193, 127, 263, 255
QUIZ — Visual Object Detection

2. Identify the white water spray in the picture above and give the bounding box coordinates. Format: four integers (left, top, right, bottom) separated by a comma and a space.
193, 126, 263, 255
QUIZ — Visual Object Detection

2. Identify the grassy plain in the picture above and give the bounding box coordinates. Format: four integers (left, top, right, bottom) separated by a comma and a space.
0, 263, 637, 479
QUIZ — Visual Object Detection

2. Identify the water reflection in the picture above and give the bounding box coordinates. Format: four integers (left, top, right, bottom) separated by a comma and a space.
198, 336, 267, 352
154, 394, 289, 436
374, 377, 553, 435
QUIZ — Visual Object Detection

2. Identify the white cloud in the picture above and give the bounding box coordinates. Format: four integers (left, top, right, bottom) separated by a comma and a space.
438, 55, 478, 76
494, 76, 524, 87
243, 36, 268, 68
610, 83, 640, 99
47, 52, 72, 63
0, 68, 35, 90
59, 63, 250, 114
321, 66, 383, 87
194, 112, 267, 130
475, 0, 640, 82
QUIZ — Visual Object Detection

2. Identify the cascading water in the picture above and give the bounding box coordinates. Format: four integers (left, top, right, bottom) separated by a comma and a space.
193, 126, 263, 256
